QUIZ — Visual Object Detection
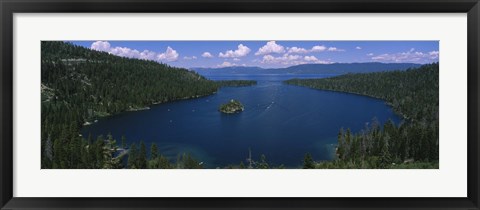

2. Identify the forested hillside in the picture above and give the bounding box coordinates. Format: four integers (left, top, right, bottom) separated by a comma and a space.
215, 80, 257, 87
286, 63, 439, 168
41, 41, 218, 169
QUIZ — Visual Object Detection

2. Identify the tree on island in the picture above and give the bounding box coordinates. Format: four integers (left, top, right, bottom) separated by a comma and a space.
219, 99, 244, 114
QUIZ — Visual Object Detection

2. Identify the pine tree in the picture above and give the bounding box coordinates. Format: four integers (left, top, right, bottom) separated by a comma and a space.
345, 128, 351, 159
181, 153, 202, 169
80, 140, 88, 168
94, 135, 105, 168
150, 143, 158, 160
147, 158, 159, 169
127, 143, 138, 169
44, 135, 53, 167
103, 138, 121, 169
257, 154, 269, 169
137, 141, 147, 169
87, 133, 93, 145
158, 155, 172, 169
337, 128, 345, 160
239, 161, 245, 169
52, 138, 64, 169
303, 153, 315, 169
69, 136, 81, 168
380, 133, 392, 168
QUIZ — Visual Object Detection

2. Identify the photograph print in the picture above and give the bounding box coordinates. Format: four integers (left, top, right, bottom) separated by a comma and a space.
41, 41, 439, 169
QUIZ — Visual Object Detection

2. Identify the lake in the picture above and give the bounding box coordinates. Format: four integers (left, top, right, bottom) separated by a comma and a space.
81, 74, 401, 168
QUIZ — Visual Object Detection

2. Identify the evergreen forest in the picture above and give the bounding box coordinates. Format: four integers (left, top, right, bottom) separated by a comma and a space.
41, 41, 218, 168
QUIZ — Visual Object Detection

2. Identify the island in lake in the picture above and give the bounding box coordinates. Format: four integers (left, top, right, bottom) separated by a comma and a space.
41, 41, 439, 169
219, 99, 245, 114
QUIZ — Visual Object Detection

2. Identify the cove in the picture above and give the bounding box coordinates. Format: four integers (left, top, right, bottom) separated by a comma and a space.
81, 74, 401, 168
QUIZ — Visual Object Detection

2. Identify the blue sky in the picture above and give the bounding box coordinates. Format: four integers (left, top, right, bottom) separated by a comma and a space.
71, 41, 439, 69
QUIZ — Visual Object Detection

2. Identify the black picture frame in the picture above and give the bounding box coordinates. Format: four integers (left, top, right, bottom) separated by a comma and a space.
1, 0, 479, 209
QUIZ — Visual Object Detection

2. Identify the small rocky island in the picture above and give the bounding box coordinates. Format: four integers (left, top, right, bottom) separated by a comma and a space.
219, 99, 244, 114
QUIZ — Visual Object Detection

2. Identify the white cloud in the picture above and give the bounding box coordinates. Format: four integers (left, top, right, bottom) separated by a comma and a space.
371, 49, 439, 63
287, 47, 309, 54
304, 55, 318, 62
287, 45, 344, 54
157, 46, 179, 62
202, 52, 213, 58
219, 44, 251, 58
356, 46, 362, 50
139, 50, 157, 60
183, 56, 197, 60
217, 61, 246, 68
310, 45, 327, 52
108, 46, 140, 58
258, 43, 343, 56
255, 41, 285, 55
327, 47, 345, 52
367, 53, 374, 56
233, 58, 241, 61
218, 61, 235, 67
314, 60, 332, 64
91, 41, 111, 52
429, 51, 439, 59
304, 56, 332, 64
261, 54, 301, 64
90, 41, 179, 62
262, 55, 276, 63
261, 54, 331, 66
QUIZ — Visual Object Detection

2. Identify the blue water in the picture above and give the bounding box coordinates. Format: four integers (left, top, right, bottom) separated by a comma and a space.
81, 74, 401, 168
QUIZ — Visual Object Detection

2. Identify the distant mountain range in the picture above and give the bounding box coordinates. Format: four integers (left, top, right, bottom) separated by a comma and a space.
191, 62, 422, 75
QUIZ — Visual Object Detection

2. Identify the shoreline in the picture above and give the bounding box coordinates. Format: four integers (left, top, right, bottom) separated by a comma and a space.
81, 90, 219, 127
284, 82, 409, 122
